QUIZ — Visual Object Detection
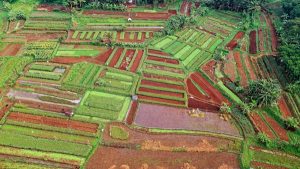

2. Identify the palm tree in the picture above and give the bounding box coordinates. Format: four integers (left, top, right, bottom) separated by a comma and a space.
246, 79, 281, 107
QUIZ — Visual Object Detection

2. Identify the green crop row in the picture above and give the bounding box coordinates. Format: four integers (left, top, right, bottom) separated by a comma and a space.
76, 91, 131, 121
0, 145, 84, 165
0, 131, 92, 157
25, 70, 62, 81
1, 125, 96, 145
30, 64, 56, 72
0, 57, 32, 88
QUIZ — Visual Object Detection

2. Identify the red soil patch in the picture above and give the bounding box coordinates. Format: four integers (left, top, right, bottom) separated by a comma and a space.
119, 49, 135, 70
263, 11, 278, 52
52, 56, 90, 64
117, 32, 149, 43
23, 33, 66, 42
130, 50, 143, 72
250, 113, 275, 139
180, 1, 191, 16
147, 55, 179, 64
134, 103, 240, 135
94, 48, 113, 63
138, 95, 185, 106
233, 51, 248, 86
8, 112, 98, 133
251, 57, 265, 79
134, 12, 171, 20
123, 32, 132, 42
201, 60, 217, 82
190, 72, 229, 105
148, 49, 170, 56
186, 78, 209, 100
197, 27, 217, 36
249, 30, 257, 54
37, 4, 70, 12
143, 73, 182, 82
226, 31, 245, 50
244, 54, 257, 80
125, 101, 138, 125
15, 99, 72, 113
188, 97, 220, 112
87, 147, 239, 169
223, 52, 236, 82
263, 114, 289, 141
278, 97, 293, 118
145, 64, 184, 74
108, 48, 123, 67
251, 161, 288, 169
139, 87, 184, 98
103, 122, 238, 152
0, 100, 13, 120
141, 79, 184, 90
19, 86, 78, 100
83, 10, 173, 20
258, 28, 265, 52
0, 44, 22, 56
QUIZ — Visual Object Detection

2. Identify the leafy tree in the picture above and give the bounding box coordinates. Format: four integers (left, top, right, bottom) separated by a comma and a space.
257, 132, 271, 146
162, 15, 195, 35
284, 117, 299, 130
282, 0, 300, 19
287, 81, 300, 94
246, 79, 281, 107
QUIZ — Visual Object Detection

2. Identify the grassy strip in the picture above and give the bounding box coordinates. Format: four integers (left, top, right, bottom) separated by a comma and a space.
1, 125, 96, 145
0, 145, 84, 166
0, 131, 92, 157
217, 81, 243, 104
252, 150, 300, 168
30, 64, 56, 72
25, 70, 61, 81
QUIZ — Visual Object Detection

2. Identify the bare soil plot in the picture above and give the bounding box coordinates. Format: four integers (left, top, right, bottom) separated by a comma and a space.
0, 44, 22, 56
103, 122, 240, 152
86, 147, 240, 169
134, 103, 240, 137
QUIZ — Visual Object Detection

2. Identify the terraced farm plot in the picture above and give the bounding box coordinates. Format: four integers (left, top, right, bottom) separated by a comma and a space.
117, 31, 154, 42
0, 43, 23, 56
24, 11, 71, 31
21, 62, 68, 84
0, 110, 99, 168
23, 41, 58, 61
198, 10, 241, 38
222, 51, 254, 86
95, 67, 138, 96
55, 44, 102, 57
176, 28, 223, 52
70, 30, 117, 41
134, 103, 241, 137
186, 72, 229, 111
137, 49, 187, 107
151, 36, 213, 71
76, 91, 131, 121
0, 57, 33, 88
0, 2, 298, 168
62, 62, 103, 93
104, 47, 145, 72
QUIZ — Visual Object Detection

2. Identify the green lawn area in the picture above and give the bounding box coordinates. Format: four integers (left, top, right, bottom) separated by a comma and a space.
110, 126, 129, 140
76, 91, 131, 121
